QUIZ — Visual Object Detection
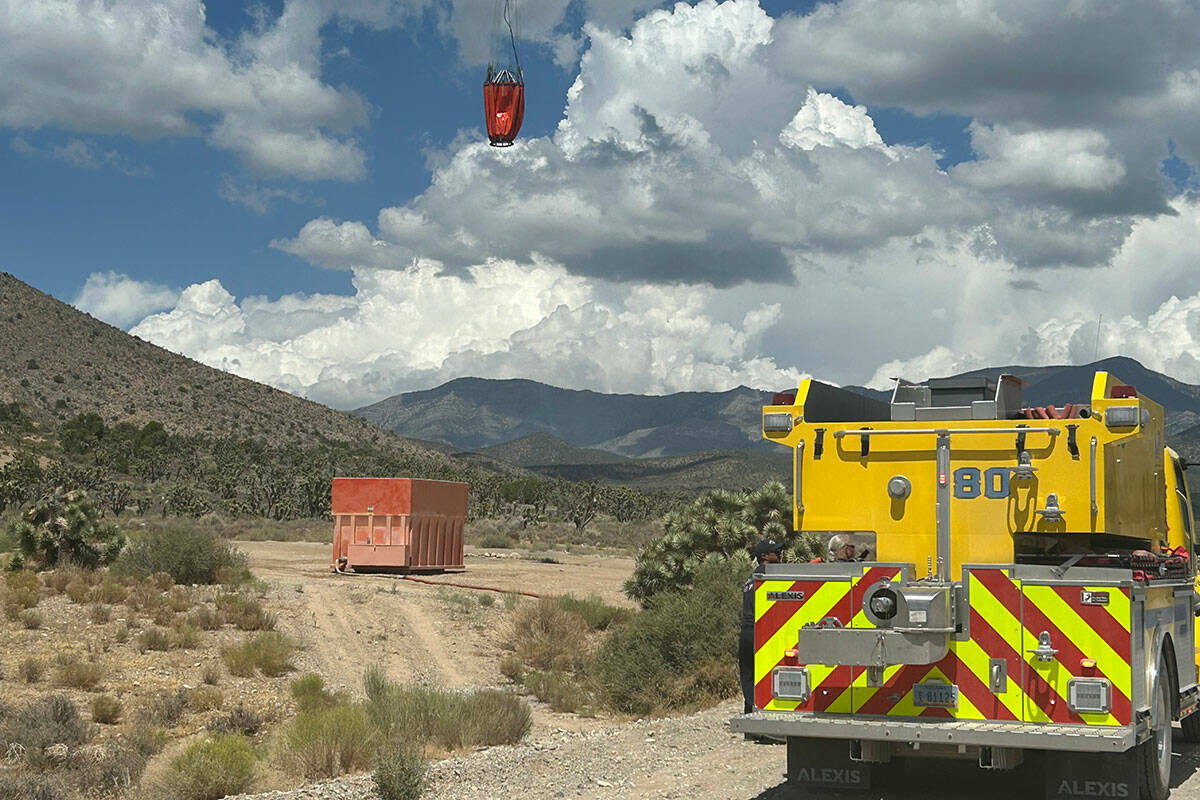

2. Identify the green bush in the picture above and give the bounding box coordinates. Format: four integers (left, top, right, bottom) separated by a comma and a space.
624, 482, 821, 603
551, 594, 632, 631
277, 705, 377, 780
476, 532, 518, 549
161, 734, 256, 800
222, 631, 295, 677
291, 673, 340, 712
90, 578, 129, 604
373, 739, 426, 800
522, 669, 591, 714
9, 491, 125, 570
115, 526, 248, 585
591, 557, 743, 715
20, 608, 43, 629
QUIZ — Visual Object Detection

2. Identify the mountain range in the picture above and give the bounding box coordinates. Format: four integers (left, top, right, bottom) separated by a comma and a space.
355, 357, 1200, 487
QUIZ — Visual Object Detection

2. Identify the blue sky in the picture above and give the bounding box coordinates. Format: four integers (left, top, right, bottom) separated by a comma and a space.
4, 1, 1200, 407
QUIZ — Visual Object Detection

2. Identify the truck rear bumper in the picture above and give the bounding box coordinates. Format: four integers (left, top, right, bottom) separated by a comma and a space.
731, 711, 1136, 753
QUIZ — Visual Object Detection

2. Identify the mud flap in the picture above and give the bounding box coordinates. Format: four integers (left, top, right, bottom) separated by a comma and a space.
1043, 749, 1139, 800
786, 737, 872, 791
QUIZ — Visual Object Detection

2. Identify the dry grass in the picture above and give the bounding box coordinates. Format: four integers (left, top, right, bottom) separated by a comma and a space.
54, 653, 104, 690
18, 656, 45, 683
505, 598, 591, 674
222, 631, 295, 677
91, 694, 122, 724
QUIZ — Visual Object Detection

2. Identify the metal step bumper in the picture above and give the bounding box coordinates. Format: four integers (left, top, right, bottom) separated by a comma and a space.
731, 712, 1137, 753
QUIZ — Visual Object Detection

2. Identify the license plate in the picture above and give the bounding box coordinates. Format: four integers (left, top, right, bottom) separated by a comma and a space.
913, 682, 958, 708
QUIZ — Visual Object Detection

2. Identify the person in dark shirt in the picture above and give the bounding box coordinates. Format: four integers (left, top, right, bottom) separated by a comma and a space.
740, 538, 784, 726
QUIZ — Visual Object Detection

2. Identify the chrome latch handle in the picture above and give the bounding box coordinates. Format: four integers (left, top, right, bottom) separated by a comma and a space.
1027, 631, 1058, 662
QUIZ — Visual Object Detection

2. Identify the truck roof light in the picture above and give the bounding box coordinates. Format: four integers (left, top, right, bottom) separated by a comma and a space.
763, 413, 793, 433
772, 392, 796, 405
1112, 385, 1137, 398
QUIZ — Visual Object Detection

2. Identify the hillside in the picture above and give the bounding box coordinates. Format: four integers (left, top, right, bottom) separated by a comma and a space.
0, 273, 423, 454
476, 433, 630, 467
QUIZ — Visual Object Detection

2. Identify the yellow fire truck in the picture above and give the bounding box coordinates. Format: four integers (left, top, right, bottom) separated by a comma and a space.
731, 371, 1199, 800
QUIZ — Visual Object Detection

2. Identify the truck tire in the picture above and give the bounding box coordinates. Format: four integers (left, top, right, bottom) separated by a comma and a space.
1181, 708, 1200, 742
1138, 652, 1174, 800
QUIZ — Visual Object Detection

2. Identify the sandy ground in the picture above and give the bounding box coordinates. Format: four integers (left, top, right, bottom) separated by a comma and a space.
238, 540, 1200, 800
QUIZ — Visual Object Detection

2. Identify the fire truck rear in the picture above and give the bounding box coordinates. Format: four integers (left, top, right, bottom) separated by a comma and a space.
731, 371, 1199, 800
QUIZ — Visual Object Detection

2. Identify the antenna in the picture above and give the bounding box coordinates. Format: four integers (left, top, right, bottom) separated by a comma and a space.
1092, 314, 1102, 362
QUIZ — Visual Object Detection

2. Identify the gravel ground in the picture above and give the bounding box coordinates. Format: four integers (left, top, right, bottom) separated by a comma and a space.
227, 701, 1200, 800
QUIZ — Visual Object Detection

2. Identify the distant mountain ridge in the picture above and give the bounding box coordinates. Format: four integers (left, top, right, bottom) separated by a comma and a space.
353, 378, 773, 457
354, 357, 1200, 484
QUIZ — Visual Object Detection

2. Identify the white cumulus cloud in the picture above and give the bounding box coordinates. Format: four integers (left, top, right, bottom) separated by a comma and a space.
129, 260, 805, 408
73, 272, 180, 328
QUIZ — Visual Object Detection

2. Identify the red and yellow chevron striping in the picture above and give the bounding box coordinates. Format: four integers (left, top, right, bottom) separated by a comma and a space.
753, 566, 1133, 725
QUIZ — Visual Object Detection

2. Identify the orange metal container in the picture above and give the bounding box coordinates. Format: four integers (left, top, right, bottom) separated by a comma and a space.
331, 478, 467, 573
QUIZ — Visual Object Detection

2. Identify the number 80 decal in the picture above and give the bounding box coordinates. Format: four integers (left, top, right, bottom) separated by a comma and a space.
953, 467, 1010, 499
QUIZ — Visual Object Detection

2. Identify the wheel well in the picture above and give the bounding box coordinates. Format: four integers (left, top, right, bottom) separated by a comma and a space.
1161, 635, 1180, 718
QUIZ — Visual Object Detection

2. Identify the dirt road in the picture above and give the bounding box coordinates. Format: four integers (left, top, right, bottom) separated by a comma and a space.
237, 541, 1200, 800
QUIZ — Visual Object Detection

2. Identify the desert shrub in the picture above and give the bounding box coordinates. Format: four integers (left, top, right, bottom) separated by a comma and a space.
551, 594, 632, 631
65, 579, 90, 604
90, 578, 129, 604
8, 492, 125, 570
459, 690, 533, 746
363, 666, 530, 751
591, 558, 743, 716
6, 569, 42, 593
506, 598, 590, 673
0, 773, 69, 800
522, 669, 591, 714
115, 526, 246, 586
141, 687, 188, 727
477, 593, 495, 607
152, 605, 178, 627
0, 694, 91, 768
42, 569, 74, 594
112, 622, 131, 643
291, 673, 340, 712
88, 602, 112, 624
187, 606, 225, 630
373, 739, 426, 800
167, 585, 193, 612
3, 571, 40, 615
202, 662, 222, 685
277, 704, 377, 780
148, 571, 175, 591
222, 632, 294, 677
18, 656, 45, 683
91, 694, 122, 724
160, 733, 256, 800
124, 580, 164, 612
54, 654, 103, 690
208, 704, 263, 736
138, 626, 172, 652
188, 686, 224, 713
216, 594, 275, 631
476, 532, 518, 549
624, 482, 821, 603
21, 608, 44, 629
172, 623, 202, 649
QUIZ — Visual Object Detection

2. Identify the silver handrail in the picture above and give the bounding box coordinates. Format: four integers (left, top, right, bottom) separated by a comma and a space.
833, 427, 1060, 438
795, 439, 805, 514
